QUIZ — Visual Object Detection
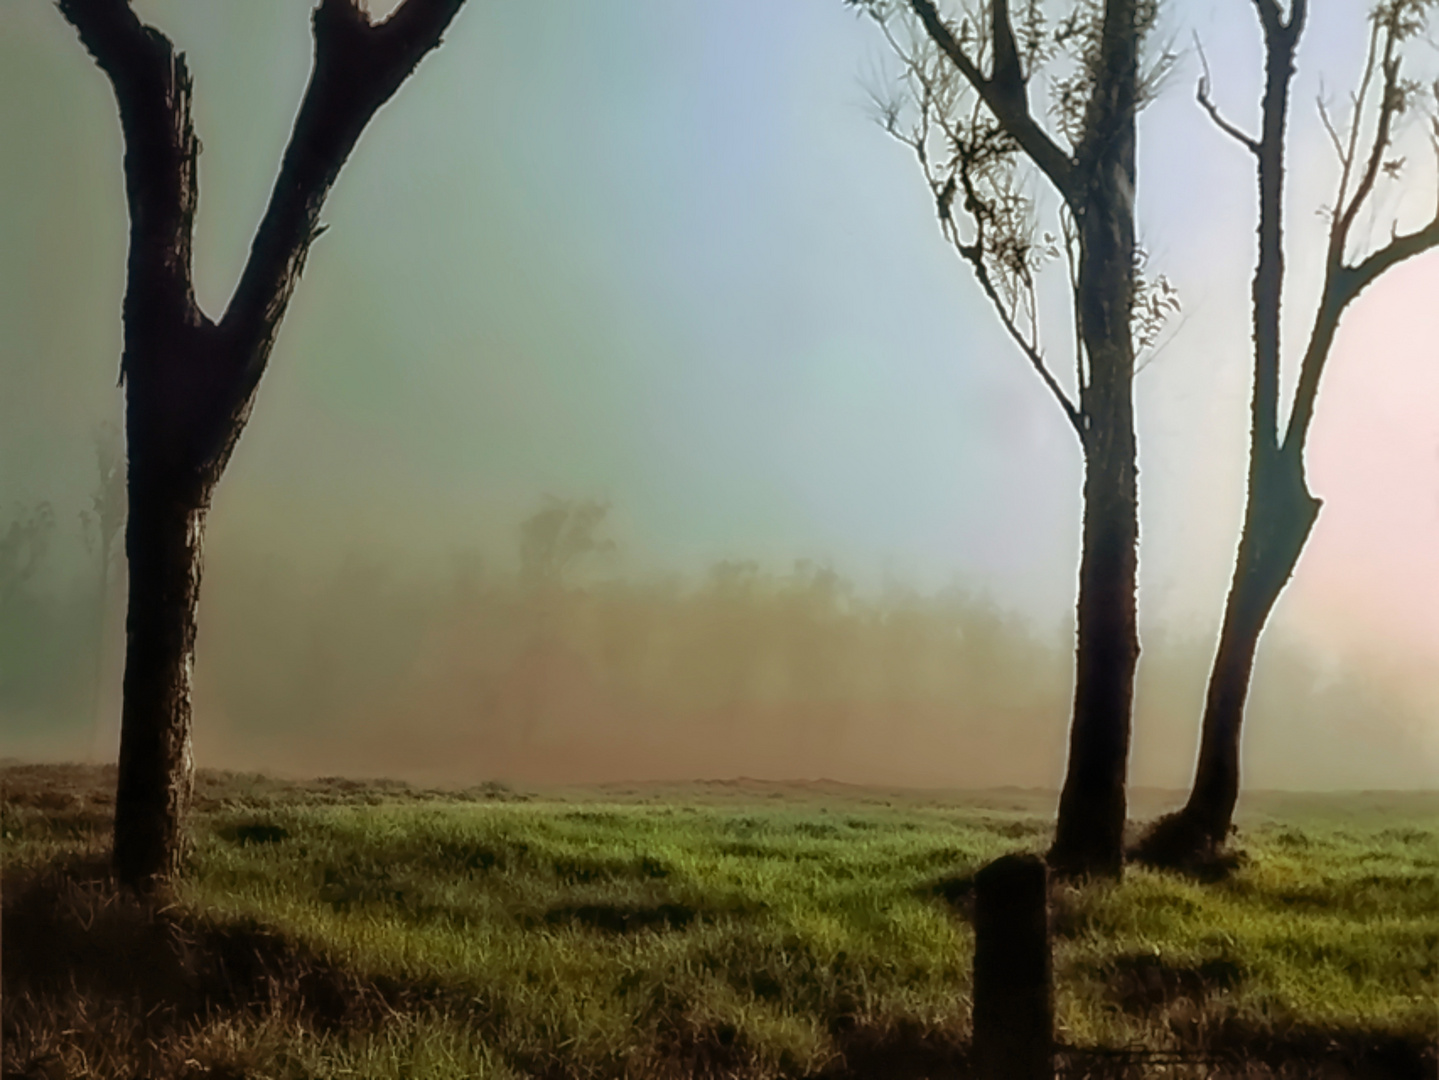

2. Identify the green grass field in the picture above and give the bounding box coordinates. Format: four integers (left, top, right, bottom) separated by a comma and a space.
3, 764, 1436, 1079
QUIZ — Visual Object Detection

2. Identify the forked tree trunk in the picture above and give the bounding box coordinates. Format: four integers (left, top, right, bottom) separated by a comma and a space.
1138, 0, 1439, 868
59, 0, 469, 888
113, 479, 211, 884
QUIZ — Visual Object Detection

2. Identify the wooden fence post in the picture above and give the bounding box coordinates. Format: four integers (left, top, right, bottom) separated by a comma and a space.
972, 852, 1053, 1080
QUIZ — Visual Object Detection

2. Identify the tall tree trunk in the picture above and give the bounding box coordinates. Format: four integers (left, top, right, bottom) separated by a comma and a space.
1048, 34, 1140, 876
113, 477, 210, 886
1128, 0, 1439, 870
893, 0, 1144, 875
1140, 0, 1439, 872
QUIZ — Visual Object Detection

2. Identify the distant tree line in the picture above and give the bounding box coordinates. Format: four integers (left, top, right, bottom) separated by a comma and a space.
5, 494, 1434, 787
196, 498, 1070, 783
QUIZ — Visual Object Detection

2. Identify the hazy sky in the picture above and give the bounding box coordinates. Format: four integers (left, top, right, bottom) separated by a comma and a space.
3, 0, 1437, 779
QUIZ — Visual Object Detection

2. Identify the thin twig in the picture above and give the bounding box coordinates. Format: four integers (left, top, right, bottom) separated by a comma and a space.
1316, 79, 1346, 160
1195, 36, 1260, 154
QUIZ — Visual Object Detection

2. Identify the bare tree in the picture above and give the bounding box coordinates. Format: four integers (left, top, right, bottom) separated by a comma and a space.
57, 0, 470, 887
1138, 0, 1439, 866
851, 0, 1173, 875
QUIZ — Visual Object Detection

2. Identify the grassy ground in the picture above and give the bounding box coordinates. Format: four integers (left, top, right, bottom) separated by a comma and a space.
2, 763, 1436, 1079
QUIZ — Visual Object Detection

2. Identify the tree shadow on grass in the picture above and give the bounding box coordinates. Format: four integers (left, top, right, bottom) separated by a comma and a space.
1101, 952, 1245, 1015
926, 870, 977, 920
1, 855, 480, 1080
543, 901, 697, 934
1055, 1026, 1437, 1080
817, 1021, 969, 1079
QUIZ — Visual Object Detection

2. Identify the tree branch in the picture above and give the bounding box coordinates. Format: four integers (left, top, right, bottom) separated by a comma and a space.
1334, 30, 1401, 253
1241, 0, 1306, 461
1329, 16, 1383, 258
1060, 205, 1087, 394
221, 0, 468, 402
1284, 211, 1439, 451
1282, 5, 1438, 453
1316, 85, 1346, 161
989, 0, 1023, 96
906, 0, 1074, 197
949, 162, 1085, 441
57, 0, 208, 355
877, 63, 1084, 442
60, 0, 467, 473
1195, 39, 1259, 155
57, 0, 157, 81
965, 246, 1086, 440
1345, 214, 1439, 295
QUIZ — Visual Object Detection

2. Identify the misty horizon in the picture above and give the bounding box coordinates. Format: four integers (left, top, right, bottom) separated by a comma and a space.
5, 494, 1434, 793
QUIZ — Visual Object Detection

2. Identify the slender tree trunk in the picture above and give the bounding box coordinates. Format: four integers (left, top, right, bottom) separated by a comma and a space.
1131, 2, 1309, 870
1153, 0, 1439, 866
113, 475, 211, 886
1175, 451, 1318, 847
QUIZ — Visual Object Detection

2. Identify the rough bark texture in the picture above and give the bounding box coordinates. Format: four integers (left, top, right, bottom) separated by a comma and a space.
113, 484, 210, 882
58, 0, 468, 888
1049, 433, 1137, 877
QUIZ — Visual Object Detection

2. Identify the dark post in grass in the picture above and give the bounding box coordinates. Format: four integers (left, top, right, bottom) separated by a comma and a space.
972, 853, 1052, 1080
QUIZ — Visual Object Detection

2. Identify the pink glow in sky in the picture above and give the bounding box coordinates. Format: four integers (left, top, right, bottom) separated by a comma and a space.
1293, 255, 1439, 667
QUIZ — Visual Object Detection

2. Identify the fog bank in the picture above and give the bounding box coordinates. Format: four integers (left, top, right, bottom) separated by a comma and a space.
4, 499, 1434, 792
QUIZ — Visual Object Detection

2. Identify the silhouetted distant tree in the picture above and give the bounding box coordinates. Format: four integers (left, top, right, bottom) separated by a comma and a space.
0, 502, 59, 712
81, 422, 125, 760
510, 497, 615, 744
850, 0, 1175, 875
0, 503, 56, 611
1139, 0, 1439, 866
519, 497, 616, 591
56, 0, 470, 887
